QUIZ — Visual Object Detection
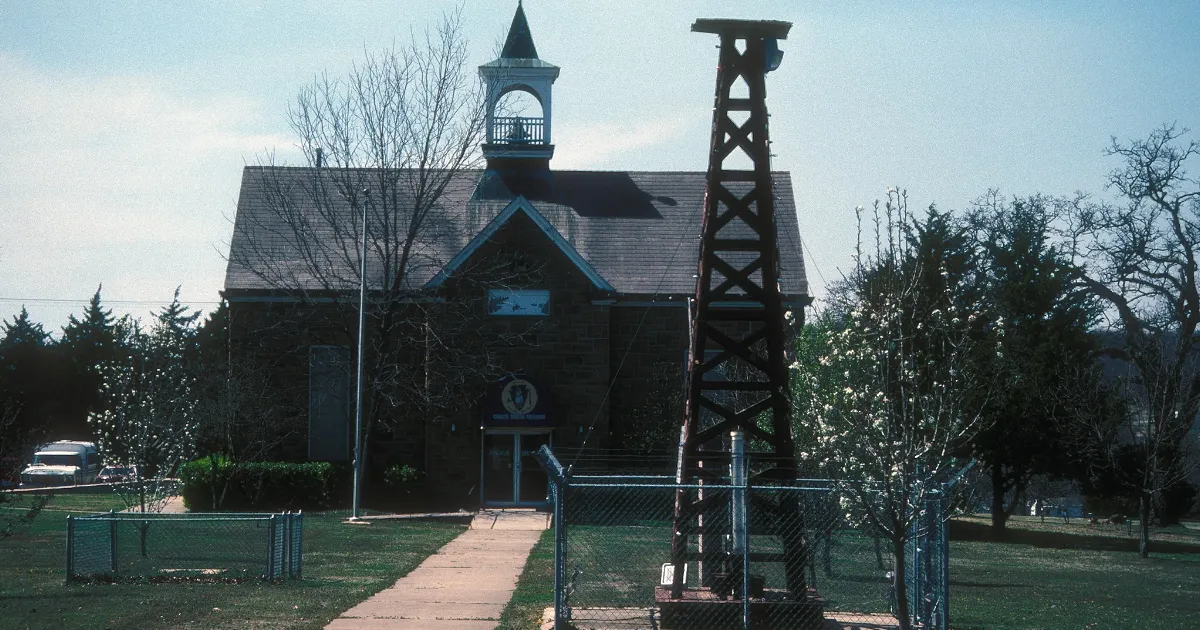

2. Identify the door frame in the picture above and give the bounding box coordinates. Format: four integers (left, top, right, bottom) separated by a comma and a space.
480, 429, 552, 508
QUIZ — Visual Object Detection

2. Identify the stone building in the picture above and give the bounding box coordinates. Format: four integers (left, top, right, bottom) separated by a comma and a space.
222, 4, 810, 508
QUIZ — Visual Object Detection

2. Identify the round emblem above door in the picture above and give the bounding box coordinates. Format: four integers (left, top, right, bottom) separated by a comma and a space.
501, 378, 538, 415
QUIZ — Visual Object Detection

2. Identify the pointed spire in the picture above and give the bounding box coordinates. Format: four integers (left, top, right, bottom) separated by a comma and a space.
501, 1, 539, 59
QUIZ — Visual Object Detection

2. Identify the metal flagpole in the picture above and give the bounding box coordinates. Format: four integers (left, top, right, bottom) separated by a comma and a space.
349, 190, 370, 522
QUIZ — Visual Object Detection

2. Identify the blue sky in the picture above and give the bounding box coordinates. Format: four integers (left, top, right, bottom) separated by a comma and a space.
1, 1, 1198, 331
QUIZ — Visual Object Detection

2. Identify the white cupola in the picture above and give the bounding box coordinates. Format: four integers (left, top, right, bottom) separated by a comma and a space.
479, 2, 560, 169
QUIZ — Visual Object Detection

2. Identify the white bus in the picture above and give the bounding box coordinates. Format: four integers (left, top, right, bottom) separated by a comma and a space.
19, 441, 101, 486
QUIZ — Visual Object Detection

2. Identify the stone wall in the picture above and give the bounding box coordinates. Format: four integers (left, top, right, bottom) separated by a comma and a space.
226, 209, 800, 509
427, 211, 614, 503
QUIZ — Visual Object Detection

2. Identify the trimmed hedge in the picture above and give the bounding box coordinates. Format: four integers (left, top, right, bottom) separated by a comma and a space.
180, 456, 349, 512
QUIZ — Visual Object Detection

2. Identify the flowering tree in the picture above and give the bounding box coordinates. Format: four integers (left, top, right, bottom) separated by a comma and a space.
793, 191, 994, 629
89, 291, 200, 513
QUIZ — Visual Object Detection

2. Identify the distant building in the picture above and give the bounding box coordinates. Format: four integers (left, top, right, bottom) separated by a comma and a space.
222, 4, 810, 508
1096, 332, 1200, 493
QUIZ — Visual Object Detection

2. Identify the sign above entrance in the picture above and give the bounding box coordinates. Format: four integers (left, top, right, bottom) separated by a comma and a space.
481, 374, 554, 428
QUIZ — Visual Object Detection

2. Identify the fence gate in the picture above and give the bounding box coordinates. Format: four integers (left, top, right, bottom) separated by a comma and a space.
66, 511, 303, 582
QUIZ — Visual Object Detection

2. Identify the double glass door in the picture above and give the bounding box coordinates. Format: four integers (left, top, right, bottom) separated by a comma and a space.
482, 431, 551, 506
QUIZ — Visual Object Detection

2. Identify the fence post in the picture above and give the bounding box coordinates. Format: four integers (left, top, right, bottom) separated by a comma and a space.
741, 483, 751, 630
920, 493, 937, 628
937, 491, 950, 630
906, 519, 918, 628
296, 511, 304, 579
553, 479, 566, 630
109, 509, 117, 575
65, 515, 74, 582
283, 512, 291, 579
267, 514, 277, 580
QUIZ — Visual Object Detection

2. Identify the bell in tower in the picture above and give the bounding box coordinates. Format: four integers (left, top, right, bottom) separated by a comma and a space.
478, 2, 559, 195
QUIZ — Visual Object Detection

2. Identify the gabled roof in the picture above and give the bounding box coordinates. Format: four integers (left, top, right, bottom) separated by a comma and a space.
501, 2, 539, 60
224, 167, 809, 301
427, 196, 614, 291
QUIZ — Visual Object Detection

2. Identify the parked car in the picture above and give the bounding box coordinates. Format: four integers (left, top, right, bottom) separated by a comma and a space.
96, 465, 138, 483
19, 441, 100, 486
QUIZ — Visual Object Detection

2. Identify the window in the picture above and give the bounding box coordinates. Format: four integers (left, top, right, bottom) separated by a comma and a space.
309, 346, 351, 461
488, 289, 550, 316
34, 454, 81, 467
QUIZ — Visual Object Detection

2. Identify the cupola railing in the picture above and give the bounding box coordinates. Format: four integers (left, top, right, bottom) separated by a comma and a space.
490, 116, 545, 144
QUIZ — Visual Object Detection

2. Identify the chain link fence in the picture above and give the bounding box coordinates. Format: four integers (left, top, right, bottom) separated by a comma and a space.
538, 449, 949, 630
66, 511, 303, 582
906, 491, 948, 630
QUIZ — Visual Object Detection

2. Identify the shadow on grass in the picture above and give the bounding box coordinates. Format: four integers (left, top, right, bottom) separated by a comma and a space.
950, 520, 1200, 554
951, 580, 1033, 589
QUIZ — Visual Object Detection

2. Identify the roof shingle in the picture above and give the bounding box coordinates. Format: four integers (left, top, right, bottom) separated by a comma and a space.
224, 167, 809, 301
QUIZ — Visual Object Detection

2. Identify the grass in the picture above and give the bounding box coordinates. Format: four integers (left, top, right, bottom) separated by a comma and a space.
491, 522, 892, 629
0, 493, 465, 629
11, 492, 1194, 629
487, 513, 1200, 630
950, 516, 1200, 630
954, 514, 1200, 549
1, 492, 129, 515
497, 529, 555, 630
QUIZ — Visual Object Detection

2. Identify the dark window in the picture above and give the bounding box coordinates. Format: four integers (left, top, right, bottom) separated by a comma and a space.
309, 346, 351, 461
34, 454, 81, 467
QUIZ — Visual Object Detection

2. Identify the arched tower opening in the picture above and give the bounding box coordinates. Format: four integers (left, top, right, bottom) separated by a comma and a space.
493, 86, 546, 144
479, 2, 560, 171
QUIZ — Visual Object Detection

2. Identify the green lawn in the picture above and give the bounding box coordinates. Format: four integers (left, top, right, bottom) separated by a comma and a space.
950, 517, 1200, 630
8, 493, 1195, 629
489, 515, 1200, 630
0, 493, 465, 629
498, 529, 555, 630
955, 513, 1200, 548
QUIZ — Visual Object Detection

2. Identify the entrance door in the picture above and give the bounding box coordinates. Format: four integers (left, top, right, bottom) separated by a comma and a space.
482, 431, 551, 507
483, 433, 516, 505
518, 433, 552, 504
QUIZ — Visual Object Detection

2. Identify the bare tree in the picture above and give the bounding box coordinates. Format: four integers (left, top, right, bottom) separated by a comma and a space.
1060, 124, 1200, 557
228, 9, 535, 480
195, 363, 295, 510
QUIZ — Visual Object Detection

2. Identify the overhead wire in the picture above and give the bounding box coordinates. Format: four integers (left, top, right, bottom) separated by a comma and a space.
0, 297, 223, 306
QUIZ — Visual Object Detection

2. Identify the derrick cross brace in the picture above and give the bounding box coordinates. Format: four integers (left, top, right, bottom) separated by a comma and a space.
669, 19, 808, 601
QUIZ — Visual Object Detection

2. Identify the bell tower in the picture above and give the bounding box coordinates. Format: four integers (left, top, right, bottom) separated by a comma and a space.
479, 2, 560, 175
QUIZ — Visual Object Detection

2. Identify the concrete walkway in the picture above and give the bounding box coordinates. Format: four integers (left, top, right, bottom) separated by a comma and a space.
326, 509, 549, 629
119, 495, 187, 513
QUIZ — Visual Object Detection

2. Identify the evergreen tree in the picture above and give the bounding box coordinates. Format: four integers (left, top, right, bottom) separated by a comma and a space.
0, 307, 58, 446
57, 286, 119, 438
61, 286, 117, 359
0, 307, 48, 348
153, 287, 202, 347
967, 194, 1103, 535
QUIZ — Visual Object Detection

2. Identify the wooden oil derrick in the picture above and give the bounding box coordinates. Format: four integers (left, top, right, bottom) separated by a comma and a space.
663, 19, 815, 623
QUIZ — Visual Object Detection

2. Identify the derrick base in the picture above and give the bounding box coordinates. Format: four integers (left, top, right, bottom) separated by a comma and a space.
654, 586, 827, 630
